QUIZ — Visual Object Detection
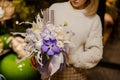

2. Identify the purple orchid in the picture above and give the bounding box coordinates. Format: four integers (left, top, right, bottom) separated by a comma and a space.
41, 38, 61, 55
40, 28, 55, 40
40, 28, 51, 40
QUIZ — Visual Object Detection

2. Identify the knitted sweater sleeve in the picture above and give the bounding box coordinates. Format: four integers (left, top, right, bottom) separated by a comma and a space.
69, 15, 103, 69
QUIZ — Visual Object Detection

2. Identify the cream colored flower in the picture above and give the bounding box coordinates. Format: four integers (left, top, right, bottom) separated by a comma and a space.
57, 41, 64, 48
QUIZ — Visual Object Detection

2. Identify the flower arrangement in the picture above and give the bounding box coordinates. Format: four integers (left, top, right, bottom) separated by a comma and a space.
12, 9, 74, 80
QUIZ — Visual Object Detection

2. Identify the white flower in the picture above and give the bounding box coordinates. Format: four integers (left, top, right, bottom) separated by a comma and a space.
55, 27, 66, 41
46, 24, 55, 31
57, 41, 64, 48
35, 40, 43, 50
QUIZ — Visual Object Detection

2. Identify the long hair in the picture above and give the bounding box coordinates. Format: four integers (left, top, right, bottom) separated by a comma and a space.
85, 0, 100, 16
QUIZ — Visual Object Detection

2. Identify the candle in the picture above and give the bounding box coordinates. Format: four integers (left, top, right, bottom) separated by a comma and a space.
47, 8, 49, 22
43, 8, 49, 26
43, 10, 46, 26
50, 10, 54, 25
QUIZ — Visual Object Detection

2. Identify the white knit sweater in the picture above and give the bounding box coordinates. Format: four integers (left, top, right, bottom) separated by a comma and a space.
49, 1, 103, 69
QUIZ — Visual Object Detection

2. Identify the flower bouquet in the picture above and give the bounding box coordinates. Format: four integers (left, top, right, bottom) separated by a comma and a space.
11, 9, 74, 80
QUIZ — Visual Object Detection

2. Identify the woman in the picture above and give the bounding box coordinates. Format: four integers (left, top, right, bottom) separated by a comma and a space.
49, 0, 103, 80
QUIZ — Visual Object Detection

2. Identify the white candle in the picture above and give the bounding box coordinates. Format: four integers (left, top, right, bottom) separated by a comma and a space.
51, 10, 54, 25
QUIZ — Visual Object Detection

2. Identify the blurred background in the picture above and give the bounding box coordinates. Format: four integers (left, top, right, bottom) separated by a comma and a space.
0, 0, 120, 80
